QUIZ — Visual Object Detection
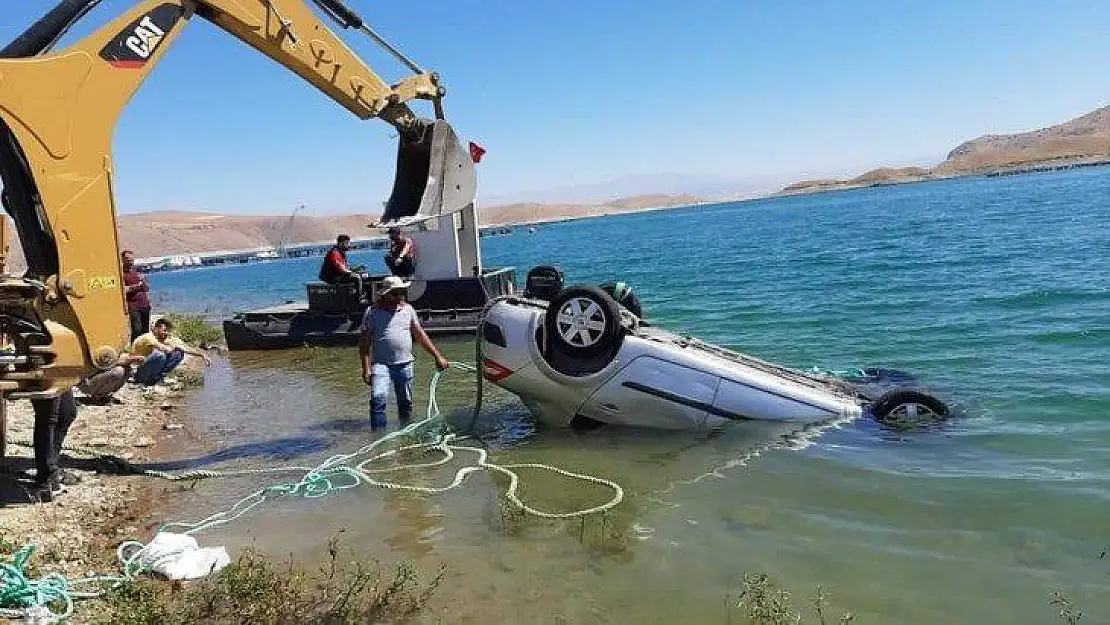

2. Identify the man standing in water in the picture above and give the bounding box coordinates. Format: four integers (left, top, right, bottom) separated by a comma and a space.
359, 276, 449, 429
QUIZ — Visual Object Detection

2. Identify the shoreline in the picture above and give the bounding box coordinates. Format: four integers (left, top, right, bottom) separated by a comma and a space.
105, 200, 725, 277
12, 157, 1106, 277
490, 155, 1110, 225
774, 156, 1110, 199
483, 198, 726, 229
0, 357, 210, 623
158, 156, 1110, 261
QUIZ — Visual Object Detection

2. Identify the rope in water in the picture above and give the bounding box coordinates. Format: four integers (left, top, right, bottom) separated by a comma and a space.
0, 361, 624, 622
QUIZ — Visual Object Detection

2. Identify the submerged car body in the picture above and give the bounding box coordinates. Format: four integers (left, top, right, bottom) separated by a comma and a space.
479, 267, 949, 430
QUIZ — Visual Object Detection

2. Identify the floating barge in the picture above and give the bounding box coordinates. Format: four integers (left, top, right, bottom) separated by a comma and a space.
222, 119, 517, 351
223, 269, 515, 350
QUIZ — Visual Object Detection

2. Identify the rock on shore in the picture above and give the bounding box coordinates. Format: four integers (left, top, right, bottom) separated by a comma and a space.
0, 357, 207, 601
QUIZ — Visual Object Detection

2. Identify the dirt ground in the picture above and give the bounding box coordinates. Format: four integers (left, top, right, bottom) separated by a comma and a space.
0, 357, 210, 623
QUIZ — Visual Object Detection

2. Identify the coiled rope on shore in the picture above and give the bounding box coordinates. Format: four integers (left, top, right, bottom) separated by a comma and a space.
1, 361, 624, 623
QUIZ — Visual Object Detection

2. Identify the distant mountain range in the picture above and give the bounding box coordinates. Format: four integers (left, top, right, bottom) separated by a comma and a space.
476, 193, 702, 230
780, 105, 1110, 195
1, 194, 705, 266
478, 172, 794, 205
2, 104, 1108, 268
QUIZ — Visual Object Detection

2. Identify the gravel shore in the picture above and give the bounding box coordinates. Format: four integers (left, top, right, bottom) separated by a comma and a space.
0, 358, 208, 623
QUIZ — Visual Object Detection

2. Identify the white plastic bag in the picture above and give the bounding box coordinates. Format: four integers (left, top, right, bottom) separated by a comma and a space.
139, 532, 231, 581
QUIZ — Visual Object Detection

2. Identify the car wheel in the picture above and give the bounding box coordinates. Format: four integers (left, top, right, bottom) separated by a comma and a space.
599, 281, 644, 318
544, 285, 623, 361
870, 389, 949, 428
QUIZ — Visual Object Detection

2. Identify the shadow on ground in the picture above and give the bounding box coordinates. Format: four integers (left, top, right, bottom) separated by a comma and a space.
1, 434, 331, 507
140, 436, 331, 471
311, 418, 374, 434
0, 454, 109, 506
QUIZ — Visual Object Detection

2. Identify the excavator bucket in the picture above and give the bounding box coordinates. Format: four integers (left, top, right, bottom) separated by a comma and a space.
381, 119, 476, 224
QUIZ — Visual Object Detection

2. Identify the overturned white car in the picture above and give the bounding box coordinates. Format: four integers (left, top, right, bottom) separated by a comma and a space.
479, 266, 951, 430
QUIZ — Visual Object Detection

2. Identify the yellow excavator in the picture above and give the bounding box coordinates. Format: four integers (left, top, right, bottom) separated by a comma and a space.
0, 0, 477, 457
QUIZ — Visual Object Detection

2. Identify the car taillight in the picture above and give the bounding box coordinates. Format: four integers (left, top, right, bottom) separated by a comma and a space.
482, 357, 513, 382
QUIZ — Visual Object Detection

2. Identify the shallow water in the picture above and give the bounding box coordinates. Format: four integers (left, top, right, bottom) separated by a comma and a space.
155, 168, 1110, 623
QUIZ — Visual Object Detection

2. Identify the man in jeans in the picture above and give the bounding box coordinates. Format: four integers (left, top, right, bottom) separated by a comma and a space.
30, 390, 80, 501
359, 276, 448, 428
131, 318, 211, 385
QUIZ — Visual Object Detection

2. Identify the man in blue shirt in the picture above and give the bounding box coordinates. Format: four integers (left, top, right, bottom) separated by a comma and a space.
358, 276, 449, 428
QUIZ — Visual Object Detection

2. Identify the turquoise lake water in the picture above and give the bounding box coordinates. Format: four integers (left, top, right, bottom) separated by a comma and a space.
152, 167, 1109, 623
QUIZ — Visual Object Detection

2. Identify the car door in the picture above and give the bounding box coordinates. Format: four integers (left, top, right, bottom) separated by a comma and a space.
577, 356, 720, 429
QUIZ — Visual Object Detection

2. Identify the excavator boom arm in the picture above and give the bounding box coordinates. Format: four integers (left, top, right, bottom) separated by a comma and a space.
195, 0, 441, 133
0, 0, 469, 403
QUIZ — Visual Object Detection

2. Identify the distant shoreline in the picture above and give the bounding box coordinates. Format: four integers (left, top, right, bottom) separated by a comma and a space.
120, 160, 1103, 272
773, 156, 1110, 200
7, 154, 1108, 273
772, 104, 1110, 199
481, 199, 730, 229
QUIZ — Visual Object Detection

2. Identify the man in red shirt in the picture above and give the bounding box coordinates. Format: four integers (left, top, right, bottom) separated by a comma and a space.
318, 234, 361, 284
121, 250, 151, 341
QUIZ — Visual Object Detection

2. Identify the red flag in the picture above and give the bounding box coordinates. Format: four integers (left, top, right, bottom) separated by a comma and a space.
468, 141, 486, 164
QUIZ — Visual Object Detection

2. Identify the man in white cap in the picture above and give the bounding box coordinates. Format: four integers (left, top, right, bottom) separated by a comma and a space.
358, 276, 449, 428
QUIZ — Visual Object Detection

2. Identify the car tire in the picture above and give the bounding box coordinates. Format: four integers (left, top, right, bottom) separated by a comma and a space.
870, 389, 949, 427
599, 281, 644, 319
544, 285, 623, 361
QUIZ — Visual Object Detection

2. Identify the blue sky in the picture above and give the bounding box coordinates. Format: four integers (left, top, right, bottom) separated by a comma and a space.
3, 1, 1110, 214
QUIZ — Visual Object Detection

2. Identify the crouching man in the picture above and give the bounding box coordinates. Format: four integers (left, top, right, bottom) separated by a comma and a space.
77, 352, 146, 404
131, 318, 211, 386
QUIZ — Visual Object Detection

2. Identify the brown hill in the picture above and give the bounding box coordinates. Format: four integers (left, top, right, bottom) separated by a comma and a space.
781, 105, 1110, 195
115, 211, 380, 256
1, 194, 701, 270
478, 193, 700, 226
935, 106, 1110, 173
780, 167, 935, 195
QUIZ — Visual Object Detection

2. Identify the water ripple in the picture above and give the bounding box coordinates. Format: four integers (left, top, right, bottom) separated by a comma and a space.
159, 169, 1110, 498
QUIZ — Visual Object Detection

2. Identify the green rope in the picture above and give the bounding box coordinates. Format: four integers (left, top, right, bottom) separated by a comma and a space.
1, 361, 625, 622
808, 365, 869, 379
0, 545, 73, 622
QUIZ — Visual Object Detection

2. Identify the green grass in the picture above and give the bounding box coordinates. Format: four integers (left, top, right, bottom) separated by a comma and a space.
161, 312, 224, 348
728, 573, 854, 625
90, 534, 445, 625
0, 536, 17, 556
172, 366, 207, 389
727, 572, 1091, 625
5, 533, 1096, 625
1048, 589, 1083, 625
